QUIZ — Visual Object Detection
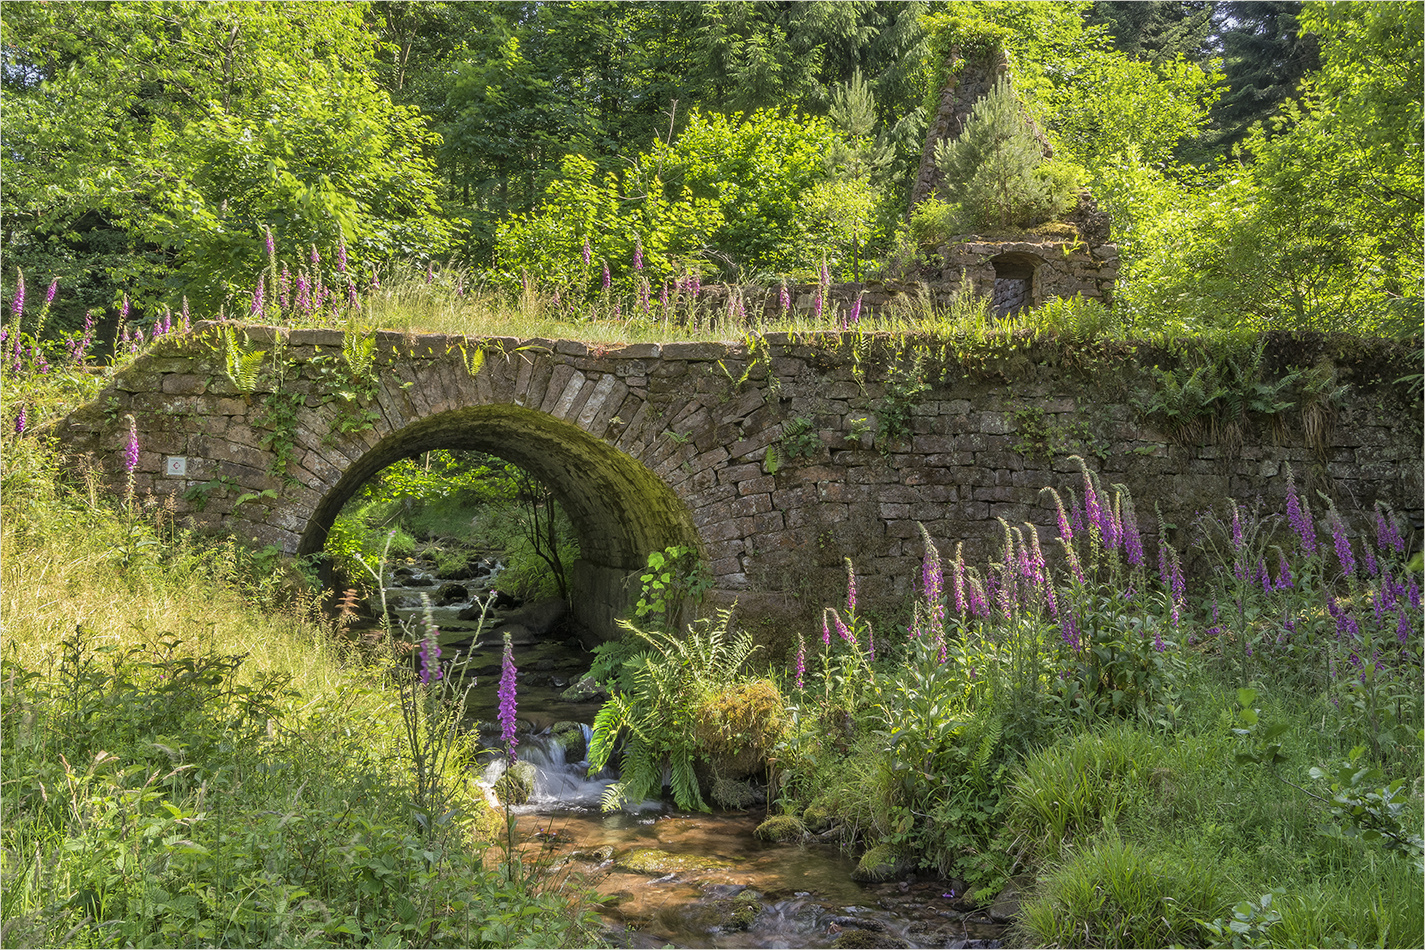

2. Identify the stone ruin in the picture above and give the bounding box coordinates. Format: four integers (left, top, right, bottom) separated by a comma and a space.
907, 43, 1120, 315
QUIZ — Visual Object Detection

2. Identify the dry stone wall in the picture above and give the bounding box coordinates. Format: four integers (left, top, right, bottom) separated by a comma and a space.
55, 325, 1423, 645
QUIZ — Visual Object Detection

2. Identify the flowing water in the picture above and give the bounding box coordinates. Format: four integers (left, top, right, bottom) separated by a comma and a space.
372, 562, 1007, 949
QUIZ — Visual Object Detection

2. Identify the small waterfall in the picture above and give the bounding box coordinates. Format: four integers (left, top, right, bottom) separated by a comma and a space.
482, 729, 628, 812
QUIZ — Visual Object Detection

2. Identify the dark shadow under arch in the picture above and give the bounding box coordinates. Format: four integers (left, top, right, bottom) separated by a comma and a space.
297, 404, 703, 639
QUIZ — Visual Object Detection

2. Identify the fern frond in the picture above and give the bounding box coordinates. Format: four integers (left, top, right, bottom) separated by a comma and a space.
669, 753, 708, 813
587, 696, 629, 773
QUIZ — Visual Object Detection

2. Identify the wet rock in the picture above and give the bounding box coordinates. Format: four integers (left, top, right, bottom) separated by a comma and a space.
436, 582, 469, 605
501, 597, 568, 636
988, 885, 1020, 923
492, 589, 520, 610
832, 929, 907, 949
534, 657, 556, 671
753, 815, 807, 842
569, 845, 615, 863
613, 847, 735, 875
710, 777, 761, 809
801, 803, 833, 832
850, 843, 917, 883
559, 674, 608, 703
550, 721, 589, 761
494, 760, 537, 805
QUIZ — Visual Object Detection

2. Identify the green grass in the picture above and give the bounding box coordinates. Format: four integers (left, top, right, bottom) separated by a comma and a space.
0, 382, 604, 948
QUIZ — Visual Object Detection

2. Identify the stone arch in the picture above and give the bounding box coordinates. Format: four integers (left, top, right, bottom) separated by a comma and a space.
297, 403, 703, 640
989, 251, 1042, 316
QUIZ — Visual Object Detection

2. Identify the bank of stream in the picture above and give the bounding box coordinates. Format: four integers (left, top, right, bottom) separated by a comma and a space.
359, 559, 1008, 949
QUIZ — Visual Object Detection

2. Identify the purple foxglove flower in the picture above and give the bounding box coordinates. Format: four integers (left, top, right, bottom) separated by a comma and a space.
124, 418, 140, 474
347, 281, 359, 311
1398, 610, 1411, 645
1275, 554, 1293, 590
44, 278, 57, 307
582, 236, 592, 267
426, 262, 435, 284
1082, 470, 1102, 541
250, 280, 265, 317
11, 271, 23, 319
1153, 629, 1165, 652
834, 611, 856, 647
1408, 575, 1420, 611
780, 282, 790, 313
131, 327, 143, 353
1284, 466, 1316, 556
793, 633, 806, 689
1375, 507, 1405, 555
845, 557, 858, 612
968, 573, 989, 618
499, 633, 519, 758
181, 297, 190, 333
952, 544, 967, 615
1257, 559, 1271, 595
822, 612, 832, 647
1230, 501, 1244, 552
867, 624, 876, 663
1330, 512, 1356, 578
660, 280, 669, 310
119, 294, 130, 325
632, 239, 643, 272
295, 277, 311, 315
1362, 546, 1378, 578
14, 405, 25, 436
813, 291, 823, 321
848, 294, 862, 328
1060, 611, 1081, 650
1121, 496, 1144, 567
690, 271, 701, 297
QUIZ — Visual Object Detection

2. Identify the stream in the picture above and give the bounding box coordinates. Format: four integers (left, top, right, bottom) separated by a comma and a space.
368, 558, 1008, 949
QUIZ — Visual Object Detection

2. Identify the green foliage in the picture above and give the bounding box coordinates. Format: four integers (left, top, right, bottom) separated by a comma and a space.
1133, 341, 1304, 445
778, 415, 823, 460
495, 109, 871, 292
1018, 834, 1229, 948
877, 358, 930, 445
221, 327, 266, 394
934, 78, 1081, 233
632, 544, 711, 631
1, 1, 453, 319
587, 608, 761, 812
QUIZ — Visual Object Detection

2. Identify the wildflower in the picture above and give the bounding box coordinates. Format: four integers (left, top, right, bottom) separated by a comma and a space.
180, 297, 191, 333
1398, 610, 1412, 646
1060, 610, 1081, 650
780, 281, 790, 313
966, 572, 989, 619
845, 557, 858, 612
632, 238, 643, 272
124, 416, 140, 474
1153, 628, 1166, 652
793, 633, 806, 689
1121, 493, 1144, 567
1362, 545, 1378, 578
847, 293, 862, 328
1274, 553, 1293, 590
1257, 559, 1272, 596
425, 261, 434, 284
813, 290, 823, 322
1329, 511, 1356, 578
1229, 500, 1244, 552
1082, 465, 1102, 542
1103, 493, 1121, 554
1375, 506, 1405, 555
582, 236, 592, 267
10, 270, 23, 318
249, 279, 265, 317
418, 594, 442, 684
499, 632, 519, 759
1284, 465, 1316, 556
834, 611, 855, 647
822, 613, 831, 646
13, 405, 25, 436
690, 271, 701, 297
347, 281, 359, 311
119, 293, 130, 325
951, 543, 967, 615
601, 260, 610, 291
866, 623, 876, 663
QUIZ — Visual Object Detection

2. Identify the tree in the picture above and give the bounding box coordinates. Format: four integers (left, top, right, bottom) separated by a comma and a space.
934, 78, 1080, 233
1089, 1, 1216, 64
1205, 1, 1320, 155
0, 1, 454, 327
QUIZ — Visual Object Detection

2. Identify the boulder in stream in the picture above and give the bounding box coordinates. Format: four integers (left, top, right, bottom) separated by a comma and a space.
559, 674, 608, 703
850, 843, 917, 883
753, 815, 807, 842
613, 847, 734, 875
549, 721, 589, 761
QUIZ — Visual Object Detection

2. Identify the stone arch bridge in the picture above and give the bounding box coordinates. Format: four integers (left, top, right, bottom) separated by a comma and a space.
55, 324, 1422, 642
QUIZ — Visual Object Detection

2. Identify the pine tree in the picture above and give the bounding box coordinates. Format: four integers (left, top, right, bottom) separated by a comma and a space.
932, 78, 1075, 233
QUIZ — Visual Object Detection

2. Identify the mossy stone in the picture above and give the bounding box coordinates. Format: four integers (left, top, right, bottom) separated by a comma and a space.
613, 847, 735, 875
801, 803, 833, 832
753, 815, 807, 842
850, 842, 916, 883
493, 760, 537, 805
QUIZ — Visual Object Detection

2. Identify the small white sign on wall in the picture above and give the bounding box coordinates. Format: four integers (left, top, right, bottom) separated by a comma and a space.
165, 456, 188, 477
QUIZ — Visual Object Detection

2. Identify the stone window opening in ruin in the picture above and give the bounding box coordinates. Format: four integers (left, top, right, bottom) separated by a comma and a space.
990, 253, 1039, 317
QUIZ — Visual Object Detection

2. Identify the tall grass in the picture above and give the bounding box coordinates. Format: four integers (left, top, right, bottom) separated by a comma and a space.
1, 368, 602, 946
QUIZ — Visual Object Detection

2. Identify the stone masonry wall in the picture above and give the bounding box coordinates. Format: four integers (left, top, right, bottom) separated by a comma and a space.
55, 326, 1423, 647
